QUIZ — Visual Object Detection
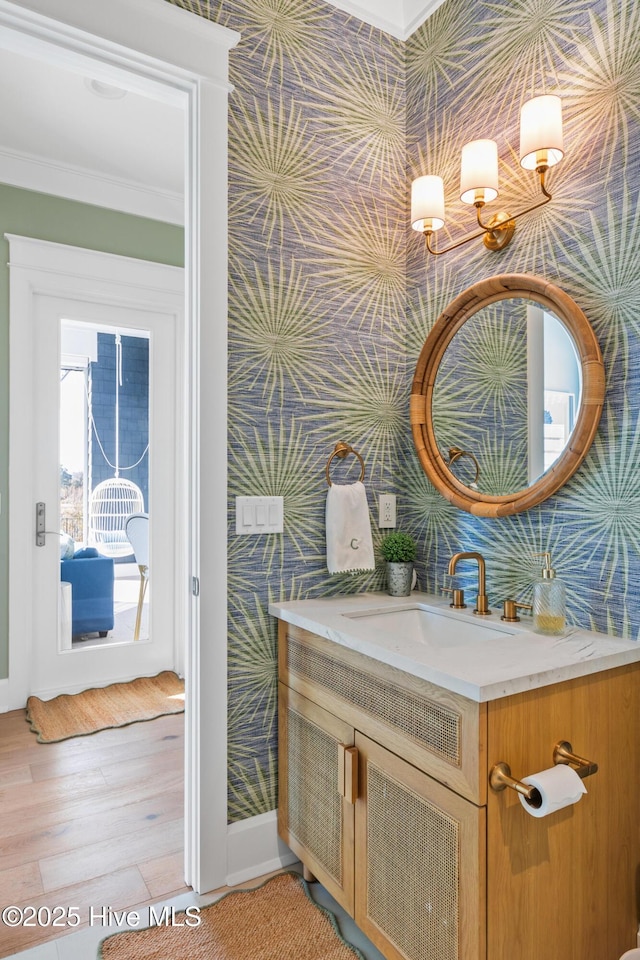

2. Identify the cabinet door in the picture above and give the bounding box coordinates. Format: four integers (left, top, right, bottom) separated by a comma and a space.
355, 733, 486, 960
278, 683, 356, 912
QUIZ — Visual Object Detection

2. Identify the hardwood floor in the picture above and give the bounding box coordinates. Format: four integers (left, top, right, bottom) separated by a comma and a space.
0, 708, 186, 958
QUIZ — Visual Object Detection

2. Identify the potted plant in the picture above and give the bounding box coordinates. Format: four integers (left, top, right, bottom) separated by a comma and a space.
380, 532, 417, 597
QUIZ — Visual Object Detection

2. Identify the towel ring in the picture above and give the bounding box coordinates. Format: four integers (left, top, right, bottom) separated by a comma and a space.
448, 446, 480, 485
326, 442, 365, 486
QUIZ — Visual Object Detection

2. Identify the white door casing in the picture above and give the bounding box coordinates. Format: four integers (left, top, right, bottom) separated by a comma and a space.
2, 0, 238, 895
10, 239, 183, 696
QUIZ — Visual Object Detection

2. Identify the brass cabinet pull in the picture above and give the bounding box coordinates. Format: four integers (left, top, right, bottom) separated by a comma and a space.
338, 743, 358, 803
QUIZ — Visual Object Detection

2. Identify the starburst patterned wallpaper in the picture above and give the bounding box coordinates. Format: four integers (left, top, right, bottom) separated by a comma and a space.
406, 0, 640, 633
167, 0, 640, 822
431, 302, 530, 495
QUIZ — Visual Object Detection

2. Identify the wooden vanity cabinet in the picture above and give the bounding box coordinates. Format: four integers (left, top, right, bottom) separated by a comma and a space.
278, 622, 486, 960
278, 620, 640, 960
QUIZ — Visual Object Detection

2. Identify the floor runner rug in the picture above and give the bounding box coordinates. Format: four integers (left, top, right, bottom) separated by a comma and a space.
26, 670, 184, 743
98, 872, 364, 960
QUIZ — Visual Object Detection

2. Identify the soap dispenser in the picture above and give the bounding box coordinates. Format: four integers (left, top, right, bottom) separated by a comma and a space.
532, 552, 566, 635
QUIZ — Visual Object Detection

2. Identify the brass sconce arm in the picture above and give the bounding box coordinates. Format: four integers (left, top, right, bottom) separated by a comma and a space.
475, 166, 552, 232
425, 166, 554, 256
425, 224, 490, 257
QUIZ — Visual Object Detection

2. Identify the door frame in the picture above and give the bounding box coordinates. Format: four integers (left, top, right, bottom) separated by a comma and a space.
8, 235, 184, 694
1, 0, 238, 895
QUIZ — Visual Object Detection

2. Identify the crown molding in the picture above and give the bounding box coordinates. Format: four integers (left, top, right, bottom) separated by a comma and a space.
0, 146, 184, 224
0, 0, 239, 90
324, 0, 446, 40
403, 0, 447, 39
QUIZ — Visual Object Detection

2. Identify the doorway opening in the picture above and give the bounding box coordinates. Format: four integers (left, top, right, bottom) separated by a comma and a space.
5, 238, 188, 956
3, 0, 236, 902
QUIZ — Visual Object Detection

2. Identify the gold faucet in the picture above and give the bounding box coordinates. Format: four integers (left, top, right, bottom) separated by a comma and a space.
447, 551, 491, 615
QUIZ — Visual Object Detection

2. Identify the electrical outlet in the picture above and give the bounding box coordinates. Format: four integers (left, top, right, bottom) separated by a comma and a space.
378, 493, 396, 528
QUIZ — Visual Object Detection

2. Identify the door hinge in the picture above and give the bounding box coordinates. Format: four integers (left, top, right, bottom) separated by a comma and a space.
192, 576, 200, 597
338, 743, 358, 804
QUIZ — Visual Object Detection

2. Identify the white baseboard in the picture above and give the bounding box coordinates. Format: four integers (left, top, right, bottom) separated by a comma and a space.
0, 678, 9, 713
226, 809, 297, 887
6, 670, 167, 710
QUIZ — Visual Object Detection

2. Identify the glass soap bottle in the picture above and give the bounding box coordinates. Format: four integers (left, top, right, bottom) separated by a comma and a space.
532, 552, 566, 635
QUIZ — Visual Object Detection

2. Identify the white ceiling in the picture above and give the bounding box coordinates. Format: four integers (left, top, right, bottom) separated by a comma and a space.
0, 47, 185, 223
0, 1, 437, 223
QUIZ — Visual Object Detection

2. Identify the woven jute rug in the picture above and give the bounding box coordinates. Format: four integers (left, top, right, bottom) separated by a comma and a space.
98, 872, 364, 960
26, 671, 184, 743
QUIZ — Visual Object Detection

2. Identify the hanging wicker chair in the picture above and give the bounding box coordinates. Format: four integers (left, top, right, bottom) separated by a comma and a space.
87, 332, 147, 558
89, 477, 145, 558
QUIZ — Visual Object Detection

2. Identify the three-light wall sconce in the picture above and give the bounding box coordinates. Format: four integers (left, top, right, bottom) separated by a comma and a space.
411, 94, 563, 255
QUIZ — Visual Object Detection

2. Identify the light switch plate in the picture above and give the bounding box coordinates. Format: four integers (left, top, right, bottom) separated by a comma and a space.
236, 496, 283, 534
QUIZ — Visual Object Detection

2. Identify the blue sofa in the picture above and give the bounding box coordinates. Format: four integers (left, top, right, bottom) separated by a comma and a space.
60, 547, 115, 637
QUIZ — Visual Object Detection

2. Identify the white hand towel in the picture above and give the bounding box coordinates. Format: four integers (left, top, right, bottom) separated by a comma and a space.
326, 481, 375, 574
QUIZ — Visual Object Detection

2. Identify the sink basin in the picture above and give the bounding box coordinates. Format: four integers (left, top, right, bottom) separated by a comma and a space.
343, 603, 515, 647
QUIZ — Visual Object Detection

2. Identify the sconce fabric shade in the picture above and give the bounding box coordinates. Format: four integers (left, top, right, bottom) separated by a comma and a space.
411, 175, 445, 232
520, 94, 564, 170
460, 139, 499, 205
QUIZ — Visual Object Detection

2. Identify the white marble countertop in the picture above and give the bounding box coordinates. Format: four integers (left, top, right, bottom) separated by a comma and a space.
269, 591, 640, 703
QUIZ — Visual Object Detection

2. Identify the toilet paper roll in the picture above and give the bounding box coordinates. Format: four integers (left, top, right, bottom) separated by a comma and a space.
518, 763, 587, 818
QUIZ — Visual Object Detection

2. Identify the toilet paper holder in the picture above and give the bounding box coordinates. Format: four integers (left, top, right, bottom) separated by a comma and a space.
490, 740, 598, 801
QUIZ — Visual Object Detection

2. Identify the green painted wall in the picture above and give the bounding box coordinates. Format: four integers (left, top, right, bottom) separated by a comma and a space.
0, 183, 184, 678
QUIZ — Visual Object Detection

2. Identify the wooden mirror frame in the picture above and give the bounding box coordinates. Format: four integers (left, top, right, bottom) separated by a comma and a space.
410, 274, 605, 517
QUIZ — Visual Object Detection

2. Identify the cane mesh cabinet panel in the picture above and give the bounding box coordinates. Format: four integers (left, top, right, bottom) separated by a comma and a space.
277, 621, 486, 960
355, 734, 485, 960
365, 765, 458, 958
278, 683, 355, 912
279, 623, 486, 803
286, 633, 461, 764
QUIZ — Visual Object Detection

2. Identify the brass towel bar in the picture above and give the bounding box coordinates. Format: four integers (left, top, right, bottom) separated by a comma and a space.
326, 442, 365, 486
490, 740, 598, 803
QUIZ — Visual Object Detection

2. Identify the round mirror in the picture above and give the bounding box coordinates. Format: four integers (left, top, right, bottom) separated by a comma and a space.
410, 275, 605, 517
